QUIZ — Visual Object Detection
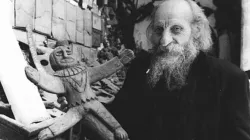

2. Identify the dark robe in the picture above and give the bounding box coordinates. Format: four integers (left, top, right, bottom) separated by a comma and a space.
110, 51, 250, 140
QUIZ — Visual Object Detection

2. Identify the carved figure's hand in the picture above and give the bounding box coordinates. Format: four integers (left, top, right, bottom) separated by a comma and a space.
114, 127, 129, 140
118, 49, 135, 65
25, 65, 65, 94
38, 128, 54, 140
25, 65, 40, 85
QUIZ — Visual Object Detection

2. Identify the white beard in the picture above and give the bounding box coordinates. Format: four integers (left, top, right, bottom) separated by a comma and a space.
147, 39, 198, 91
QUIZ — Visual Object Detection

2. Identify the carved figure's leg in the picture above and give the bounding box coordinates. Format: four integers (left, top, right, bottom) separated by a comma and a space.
38, 105, 85, 140
84, 100, 129, 140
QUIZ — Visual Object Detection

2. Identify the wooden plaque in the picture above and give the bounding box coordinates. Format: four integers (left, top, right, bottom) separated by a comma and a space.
92, 13, 102, 31
66, 2, 77, 42
35, 0, 52, 35
52, 0, 67, 40
15, 0, 35, 27
83, 9, 92, 47
76, 7, 84, 44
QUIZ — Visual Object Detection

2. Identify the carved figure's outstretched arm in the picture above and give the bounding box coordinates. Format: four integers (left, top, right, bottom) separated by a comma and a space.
25, 66, 65, 94
25, 25, 65, 94
26, 25, 48, 74
89, 49, 134, 84
38, 106, 85, 140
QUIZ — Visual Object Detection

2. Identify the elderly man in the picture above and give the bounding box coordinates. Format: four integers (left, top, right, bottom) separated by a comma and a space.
110, 0, 250, 140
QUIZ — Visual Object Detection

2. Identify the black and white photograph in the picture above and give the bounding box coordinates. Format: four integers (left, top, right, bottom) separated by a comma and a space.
0, 0, 249, 139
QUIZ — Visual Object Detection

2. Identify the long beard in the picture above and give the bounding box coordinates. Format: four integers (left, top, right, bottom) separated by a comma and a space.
147, 39, 198, 91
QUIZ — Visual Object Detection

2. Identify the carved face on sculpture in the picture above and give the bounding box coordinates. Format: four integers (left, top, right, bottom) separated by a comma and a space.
50, 41, 81, 71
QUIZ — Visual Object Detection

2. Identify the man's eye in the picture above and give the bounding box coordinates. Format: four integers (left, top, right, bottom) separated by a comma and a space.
171, 25, 183, 34
154, 27, 164, 35
56, 51, 62, 56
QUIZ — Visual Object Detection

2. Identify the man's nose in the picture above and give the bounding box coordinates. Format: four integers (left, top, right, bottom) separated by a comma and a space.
160, 31, 173, 51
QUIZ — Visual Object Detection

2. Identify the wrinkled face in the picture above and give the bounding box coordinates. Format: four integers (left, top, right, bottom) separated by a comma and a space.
147, 0, 199, 90
150, 0, 193, 54
50, 44, 80, 71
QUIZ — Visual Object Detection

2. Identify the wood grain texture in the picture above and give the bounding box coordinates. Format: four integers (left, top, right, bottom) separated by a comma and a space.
15, 0, 35, 27
52, 0, 67, 40
92, 13, 101, 30
83, 9, 92, 47
66, 2, 77, 42
76, 7, 84, 44
73, 44, 98, 63
35, 0, 52, 35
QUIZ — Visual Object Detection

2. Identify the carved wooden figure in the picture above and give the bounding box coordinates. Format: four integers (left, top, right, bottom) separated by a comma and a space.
25, 26, 134, 140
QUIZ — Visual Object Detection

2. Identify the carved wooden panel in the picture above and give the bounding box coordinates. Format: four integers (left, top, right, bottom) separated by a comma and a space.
13, 29, 46, 45
35, 0, 52, 35
73, 44, 98, 63
66, 2, 76, 42
83, 9, 92, 47
52, 0, 67, 40
10, 0, 15, 27
92, 13, 101, 31
15, 0, 35, 27
76, 7, 84, 44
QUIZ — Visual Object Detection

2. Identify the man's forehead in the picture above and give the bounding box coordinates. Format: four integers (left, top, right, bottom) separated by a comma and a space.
154, 0, 193, 23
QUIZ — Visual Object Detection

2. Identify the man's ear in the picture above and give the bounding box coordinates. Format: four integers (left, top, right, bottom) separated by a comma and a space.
192, 23, 201, 39
191, 16, 208, 39
191, 16, 212, 50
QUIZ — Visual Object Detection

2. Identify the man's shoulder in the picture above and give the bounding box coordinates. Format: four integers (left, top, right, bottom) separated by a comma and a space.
206, 55, 247, 80
132, 51, 151, 62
